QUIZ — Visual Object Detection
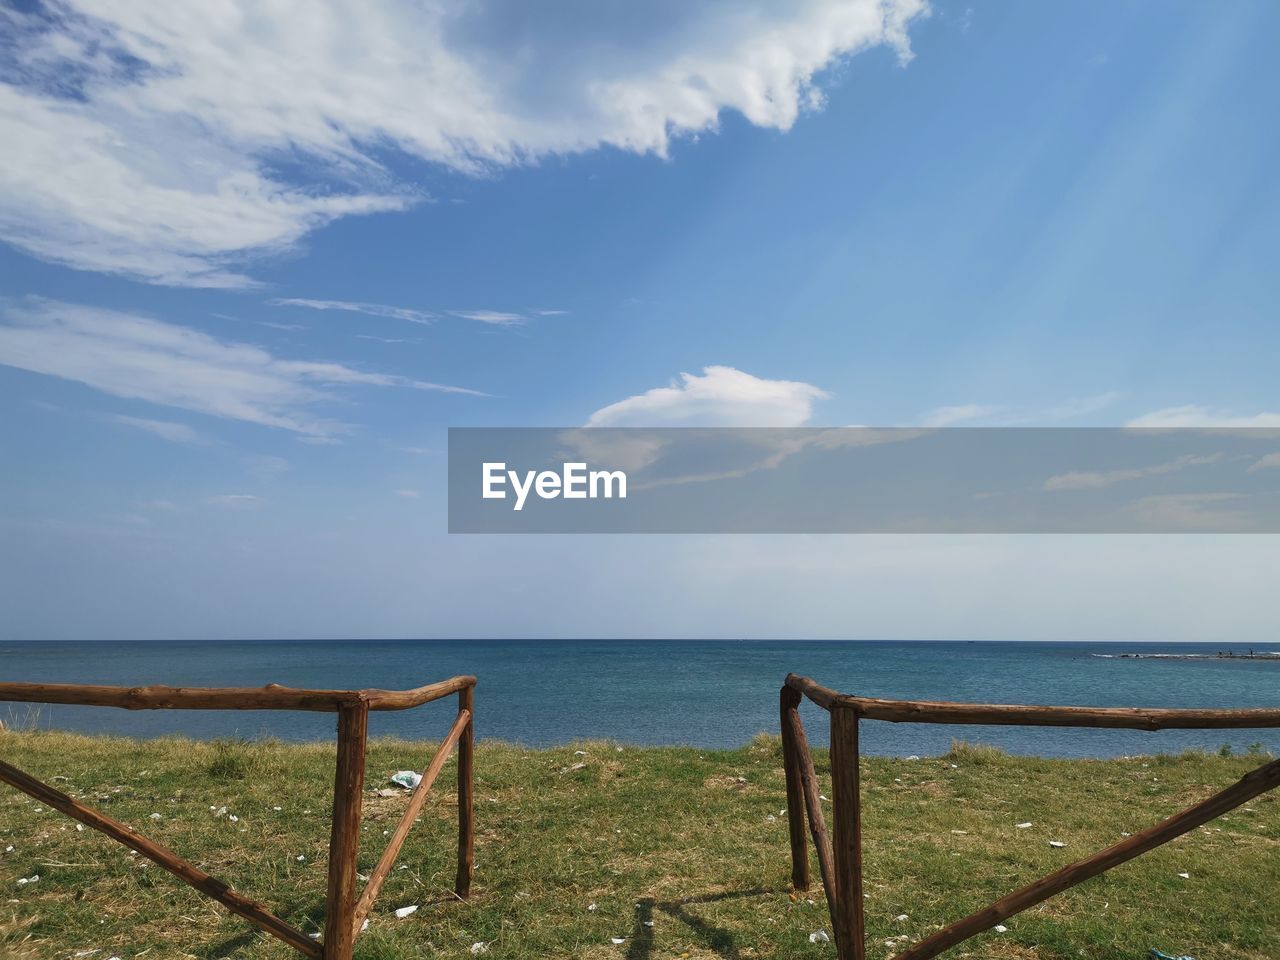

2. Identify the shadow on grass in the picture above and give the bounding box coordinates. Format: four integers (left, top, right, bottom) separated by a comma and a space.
200, 899, 326, 959
626, 887, 783, 960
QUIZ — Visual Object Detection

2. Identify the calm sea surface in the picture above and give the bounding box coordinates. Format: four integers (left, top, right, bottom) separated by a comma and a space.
2, 640, 1278, 757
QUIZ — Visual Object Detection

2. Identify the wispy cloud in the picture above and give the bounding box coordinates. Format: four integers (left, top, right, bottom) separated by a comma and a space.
920, 393, 1119, 427
105, 414, 206, 445
355, 334, 419, 344
0, 298, 486, 439
1126, 405, 1280, 428
449, 310, 529, 327
586, 365, 829, 428
1043, 453, 1222, 492
0, 1, 927, 285
920, 404, 1002, 427
269, 299, 436, 325
1248, 452, 1280, 473
394, 489, 422, 499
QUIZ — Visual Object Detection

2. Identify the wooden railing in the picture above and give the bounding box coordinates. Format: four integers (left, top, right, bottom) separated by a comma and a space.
0, 676, 477, 960
779, 672, 1280, 960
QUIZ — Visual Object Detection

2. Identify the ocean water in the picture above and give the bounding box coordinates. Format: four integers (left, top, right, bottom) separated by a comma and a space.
2, 640, 1278, 758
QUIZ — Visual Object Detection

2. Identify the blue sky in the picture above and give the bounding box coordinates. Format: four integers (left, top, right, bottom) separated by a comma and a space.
2, 0, 1278, 641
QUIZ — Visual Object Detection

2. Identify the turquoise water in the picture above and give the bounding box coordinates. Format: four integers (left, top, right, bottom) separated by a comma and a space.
2, 640, 1278, 757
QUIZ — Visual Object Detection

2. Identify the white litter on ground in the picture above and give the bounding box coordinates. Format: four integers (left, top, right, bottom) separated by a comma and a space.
994, 924, 1008, 933
809, 930, 830, 943
391, 771, 422, 790
894, 914, 909, 922
1177, 872, 1190, 879
394, 904, 418, 919
16, 875, 38, 885
1049, 840, 1067, 848
1015, 822, 1033, 829
470, 941, 489, 954
610, 937, 626, 944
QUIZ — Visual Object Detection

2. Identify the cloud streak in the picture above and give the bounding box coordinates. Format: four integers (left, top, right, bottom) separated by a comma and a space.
0, 298, 485, 438
269, 299, 436, 325
1043, 453, 1222, 492
105, 414, 207, 445
1127, 405, 1280, 429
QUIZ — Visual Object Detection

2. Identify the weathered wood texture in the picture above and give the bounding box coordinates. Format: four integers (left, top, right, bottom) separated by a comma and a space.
785, 673, 1280, 729
893, 755, 1280, 960
0, 675, 477, 957
781, 673, 1280, 960
828, 707, 865, 960
352, 708, 471, 934
455, 683, 476, 899
0, 758, 320, 958
779, 686, 812, 891
323, 704, 369, 960
0, 676, 475, 712
782, 696, 842, 947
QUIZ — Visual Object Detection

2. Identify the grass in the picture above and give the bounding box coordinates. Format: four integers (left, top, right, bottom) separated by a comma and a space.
1, 727, 1277, 960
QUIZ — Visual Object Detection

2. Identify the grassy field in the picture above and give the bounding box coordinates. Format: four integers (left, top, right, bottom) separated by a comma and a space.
1, 726, 1277, 960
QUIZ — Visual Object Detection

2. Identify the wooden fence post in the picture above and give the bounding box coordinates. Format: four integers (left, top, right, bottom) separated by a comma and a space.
780, 685, 811, 891
324, 703, 368, 960
455, 683, 475, 899
829, 706, 865, 960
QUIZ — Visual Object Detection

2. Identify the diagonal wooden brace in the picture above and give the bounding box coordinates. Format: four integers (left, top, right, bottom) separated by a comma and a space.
350, 707, 472, 936
0, 758, 320, 958
892, 755, 1280, 960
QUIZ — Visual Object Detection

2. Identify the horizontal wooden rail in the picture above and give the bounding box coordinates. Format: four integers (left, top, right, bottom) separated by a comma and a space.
0, 675, 476, 960
784, 673, 1280, 729
0, 676, 475, 712
0, 758, 320, 957
780, 672, 1280, 960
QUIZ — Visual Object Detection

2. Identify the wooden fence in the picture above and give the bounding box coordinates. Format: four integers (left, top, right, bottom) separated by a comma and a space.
779, 672, 1280, 960
0, 676, 477, 960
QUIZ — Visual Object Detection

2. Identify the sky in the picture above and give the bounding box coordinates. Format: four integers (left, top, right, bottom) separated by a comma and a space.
1, 0, 1278, 642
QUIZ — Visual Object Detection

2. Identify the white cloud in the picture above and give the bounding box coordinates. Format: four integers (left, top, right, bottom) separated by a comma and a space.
920, 404, 1001, 427
1043, 453, 1222, 492
269, 299, 436, 325
919, 393, 1119, 427
0, 0, 928, 285
0, 298, 485, 438
1248, 452, 1280, 473
105, 414, 206, 445
394, 488, 422, 499
449, 310, 528, 326
585, 365, 829, 427
1128, 493, 1251, 532
1126, 406, 1280, 429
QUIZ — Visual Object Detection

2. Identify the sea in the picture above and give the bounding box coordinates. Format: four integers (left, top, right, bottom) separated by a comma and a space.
2, 640, 1278, 758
